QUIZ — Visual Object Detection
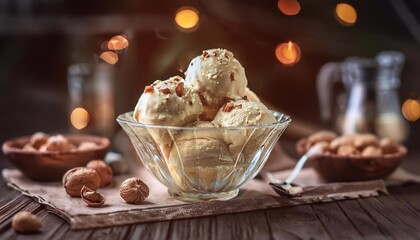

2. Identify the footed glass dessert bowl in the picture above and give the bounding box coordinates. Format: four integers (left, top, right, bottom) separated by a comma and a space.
117, 111, 291, 201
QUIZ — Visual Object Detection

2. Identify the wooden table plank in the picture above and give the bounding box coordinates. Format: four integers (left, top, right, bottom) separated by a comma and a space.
266, 204, 331, 240
311, 202, 363, 240
216, 210, 271, 240
337, 200, 392, 240
167, 216, 217, 240
88, 225, 132, 240
125, 221, 170, 240
357, 197, 419, 240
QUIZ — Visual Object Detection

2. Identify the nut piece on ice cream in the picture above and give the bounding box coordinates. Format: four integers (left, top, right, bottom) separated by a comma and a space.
133, 76, 203, 144
212, 99, 277, 158
185, 49, 248, 120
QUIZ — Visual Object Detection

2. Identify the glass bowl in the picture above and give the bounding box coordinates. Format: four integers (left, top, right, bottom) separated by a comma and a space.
117, 111, 291, 201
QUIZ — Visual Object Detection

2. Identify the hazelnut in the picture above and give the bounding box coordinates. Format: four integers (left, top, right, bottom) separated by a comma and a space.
120, 177, 149, 204
29, 132, 49, 149
78, 141, 98, 151
308, 131, 337, 144
63, 167, 101, 197
23, 144, 37, 152
380, 138, 399, 154
361, 146, 383, 157
40, 135, 75, 152
12, 211, 42, 233
329, 135, 355, 150
81, 186, 106, 207
353, 134, 379, 149
86, 160, 113, 187
337, 145, 359, 156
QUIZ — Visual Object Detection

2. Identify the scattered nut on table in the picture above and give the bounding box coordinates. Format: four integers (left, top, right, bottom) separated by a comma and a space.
120, 177, 149, 204
12, 211, 42, 233
86, 160, 113, 187
81, 186, 106, 207
63, 167, 101, 197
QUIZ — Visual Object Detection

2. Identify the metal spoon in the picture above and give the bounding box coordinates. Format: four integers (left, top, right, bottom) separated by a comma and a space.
268, 145, 324, 198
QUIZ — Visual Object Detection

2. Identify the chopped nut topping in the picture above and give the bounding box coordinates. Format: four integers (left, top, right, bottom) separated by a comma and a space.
243, 95, 248, 101
212, 51, 219, 57
224, 51, 234, 59
175, 82, 185, 97
165, 98, 170, 103
230, 73, 235, 81
223, 102, 235, 112
236, 104, 242, 109
144, 86, 154, 93
188, 100, 193, 105
202, 51, 209, 58
160, 88, 171, 94
174, 77, 181, 82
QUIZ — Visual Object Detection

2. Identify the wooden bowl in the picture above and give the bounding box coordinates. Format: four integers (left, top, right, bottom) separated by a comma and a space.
296, 139, 406, 182
2, 134, 110, 181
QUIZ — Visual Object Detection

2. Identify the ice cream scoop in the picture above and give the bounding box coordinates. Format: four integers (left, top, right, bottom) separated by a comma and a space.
133, 76, 203, 144
244, 87, 260, 102
185, 49, 248, 120
212, 99, 277, 159
133, 76, 203, 126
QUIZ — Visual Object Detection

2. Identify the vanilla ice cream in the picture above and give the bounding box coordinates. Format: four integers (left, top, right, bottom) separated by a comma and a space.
133, 76, 203, 126
185, 48, 248, 120
212, 99, 277, 159
133, 76, 203, 144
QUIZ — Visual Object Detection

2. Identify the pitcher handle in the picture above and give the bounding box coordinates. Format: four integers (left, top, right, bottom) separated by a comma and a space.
316, 62, 341, 122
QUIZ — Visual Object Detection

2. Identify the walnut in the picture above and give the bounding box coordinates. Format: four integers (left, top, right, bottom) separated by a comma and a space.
175, 82, 185, 97
120, 177, 149, 204
12, 211, 42, 233
222, 102, 234, 112
63, 167, 101, 197
144, 85, 154, 93
329, 135, 355, 150
78, 141, 98, 151
81, 186, 106, 207
160, 88, 171, 94
361, 146, 383, 157
23, 144, 37, 152
86, 160, 113, 187
29, 132, 48, 149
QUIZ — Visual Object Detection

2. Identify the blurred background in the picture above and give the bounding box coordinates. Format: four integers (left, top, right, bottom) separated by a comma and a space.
0, 0, 419, 154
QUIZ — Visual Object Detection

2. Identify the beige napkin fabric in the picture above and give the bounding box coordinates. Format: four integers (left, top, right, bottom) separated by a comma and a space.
2, 166, 392, 229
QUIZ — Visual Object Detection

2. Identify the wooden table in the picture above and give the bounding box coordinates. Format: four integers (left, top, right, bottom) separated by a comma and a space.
1, 157, 420, 239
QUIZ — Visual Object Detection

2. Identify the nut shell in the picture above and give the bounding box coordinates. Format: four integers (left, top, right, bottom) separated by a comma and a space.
120, 177, 149, 204
29, 132, 48, 149
63, 167, 101, 197
81, 186, 106, 207
86, 160, 113, 187
12, 211, 42, 233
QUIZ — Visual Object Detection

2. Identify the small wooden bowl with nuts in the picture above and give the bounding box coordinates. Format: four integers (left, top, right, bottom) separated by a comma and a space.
296, 131, 407, 182
2, 132, 110, 181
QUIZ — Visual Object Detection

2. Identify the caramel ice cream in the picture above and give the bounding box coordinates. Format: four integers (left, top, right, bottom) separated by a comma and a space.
185, 48, 248, 120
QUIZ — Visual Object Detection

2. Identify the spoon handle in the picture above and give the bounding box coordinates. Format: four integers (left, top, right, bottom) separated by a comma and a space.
284, 145, 323, 184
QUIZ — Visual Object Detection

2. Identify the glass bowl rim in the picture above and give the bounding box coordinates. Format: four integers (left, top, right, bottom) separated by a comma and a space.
116, 111, 291, 130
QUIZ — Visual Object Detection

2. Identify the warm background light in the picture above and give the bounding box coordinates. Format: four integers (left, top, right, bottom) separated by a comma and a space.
402, 99, 420, 122
100, 51, 119, 64
277, 0, 301, 16
70, 107, 90, 130
107, 35, 129, 51
335, 3, 357, 26
275, 41, 301, 65
175, 7, 199, 31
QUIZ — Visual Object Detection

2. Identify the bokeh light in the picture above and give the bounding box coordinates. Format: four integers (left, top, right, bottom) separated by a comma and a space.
70, 108, 90, 130
175, 7, 200, 32
335, 3, 357, 26
402, 99, 420, 122
100, 51, 119, 65
275, 41, 301, 66
277, 0, 301, 16
107, 35, 129, 51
